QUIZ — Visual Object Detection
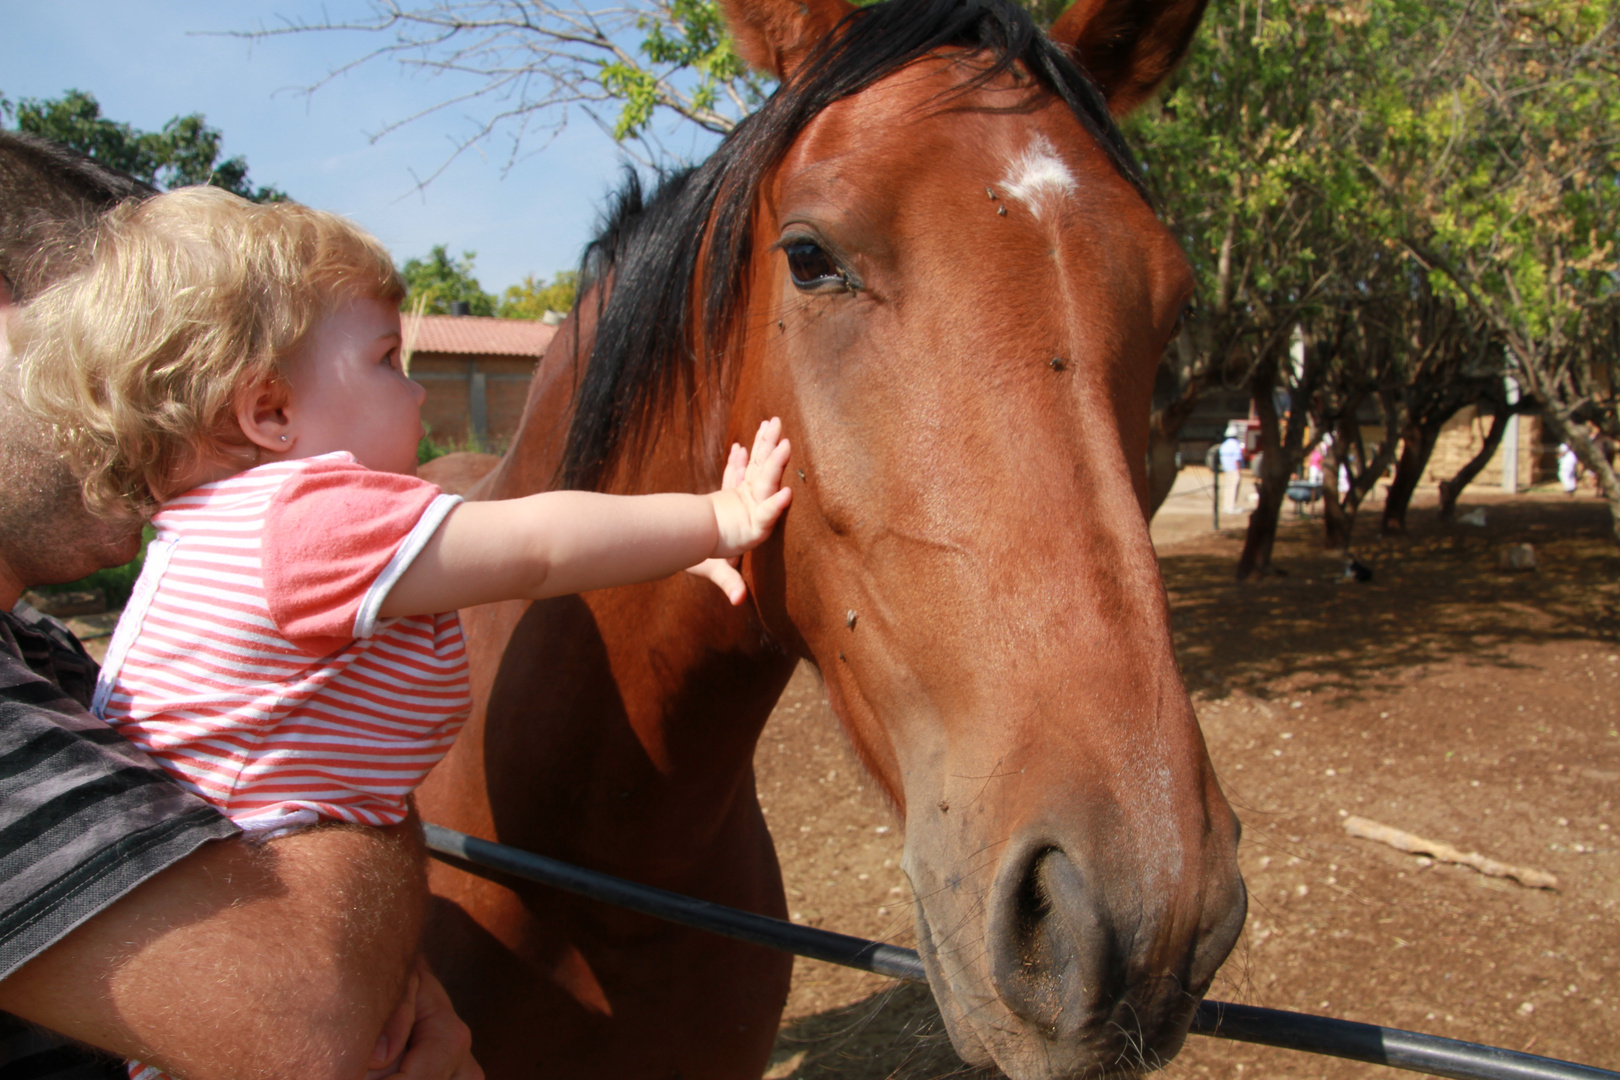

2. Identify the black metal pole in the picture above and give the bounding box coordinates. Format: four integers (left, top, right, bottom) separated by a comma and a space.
423, 825, 1617, 1080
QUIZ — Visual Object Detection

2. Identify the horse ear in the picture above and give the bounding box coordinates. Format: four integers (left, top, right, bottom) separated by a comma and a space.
1048, 0, 1209, 115
718, 0, 856, 81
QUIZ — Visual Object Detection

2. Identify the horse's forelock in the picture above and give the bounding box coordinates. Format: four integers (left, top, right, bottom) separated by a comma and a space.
558, 0, 1144, 492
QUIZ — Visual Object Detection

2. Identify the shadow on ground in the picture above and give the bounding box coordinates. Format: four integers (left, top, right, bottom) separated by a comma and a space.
1161, 497, 1620, 703
765, 983, 991, 1080
762, 493, 1620, 1080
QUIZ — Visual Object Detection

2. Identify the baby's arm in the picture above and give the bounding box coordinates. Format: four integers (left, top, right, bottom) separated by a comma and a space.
378, 419, 791, 616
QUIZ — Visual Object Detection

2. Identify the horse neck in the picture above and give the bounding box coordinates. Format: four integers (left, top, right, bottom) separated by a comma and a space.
470, 317, 796, 872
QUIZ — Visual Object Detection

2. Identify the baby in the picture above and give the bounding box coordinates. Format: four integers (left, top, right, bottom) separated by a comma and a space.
12, 186, 790, 1079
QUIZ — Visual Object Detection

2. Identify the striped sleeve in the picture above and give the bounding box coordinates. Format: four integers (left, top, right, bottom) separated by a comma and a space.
261, 459, 457, 654
0, 607, 238, 981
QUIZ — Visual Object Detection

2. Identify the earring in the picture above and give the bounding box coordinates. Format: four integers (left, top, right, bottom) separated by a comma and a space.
279, 435, 288, 442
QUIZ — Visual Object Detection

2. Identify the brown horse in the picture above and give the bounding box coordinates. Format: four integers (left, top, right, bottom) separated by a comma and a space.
415, 0, 1246, 1076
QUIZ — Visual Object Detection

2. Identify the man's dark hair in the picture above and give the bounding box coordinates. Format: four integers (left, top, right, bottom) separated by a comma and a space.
0, 129, 155, 302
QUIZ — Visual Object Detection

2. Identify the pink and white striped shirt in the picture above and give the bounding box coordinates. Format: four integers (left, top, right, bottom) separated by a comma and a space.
95, 452, 472, 836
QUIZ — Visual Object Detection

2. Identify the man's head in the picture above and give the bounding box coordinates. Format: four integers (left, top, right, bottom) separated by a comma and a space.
0, 316, 144, 603
12, 186, 405, 517
0, 131, 156, 607
0, 130, 156, 305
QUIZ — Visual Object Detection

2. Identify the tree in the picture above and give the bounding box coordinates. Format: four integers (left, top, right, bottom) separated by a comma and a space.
0, 89, 286, 202
401, 245, 498, 315
499, 270, 579, 318
1372, 282, 1512, 533
237, 0, 773, 175
1128, 0, 1370, 576
1347, 0, 1620, 541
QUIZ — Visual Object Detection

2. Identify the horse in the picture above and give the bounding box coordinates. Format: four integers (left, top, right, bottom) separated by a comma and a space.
414, 0, 1247, 1076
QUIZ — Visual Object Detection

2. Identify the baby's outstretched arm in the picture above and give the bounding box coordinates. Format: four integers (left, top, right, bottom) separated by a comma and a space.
379, 419, 791, 617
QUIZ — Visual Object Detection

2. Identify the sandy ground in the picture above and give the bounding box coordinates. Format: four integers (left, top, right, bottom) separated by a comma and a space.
61, 471, 1618, 1079
756, 483, 1620, 1080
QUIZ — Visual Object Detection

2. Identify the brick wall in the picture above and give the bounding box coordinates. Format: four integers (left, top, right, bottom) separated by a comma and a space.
409, 351, 538, 450
1426, 405, 1547, 488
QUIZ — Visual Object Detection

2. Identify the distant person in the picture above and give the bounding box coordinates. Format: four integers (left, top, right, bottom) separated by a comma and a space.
1559, 442, 1580, 495
1219, 424, 1246, 514
1306, 443, 1325, 487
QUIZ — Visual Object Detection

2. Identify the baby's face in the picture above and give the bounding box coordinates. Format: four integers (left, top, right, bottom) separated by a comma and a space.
282, 297, 424, 475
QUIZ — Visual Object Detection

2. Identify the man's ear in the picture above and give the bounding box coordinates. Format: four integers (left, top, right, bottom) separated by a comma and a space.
234, 375, 294, 455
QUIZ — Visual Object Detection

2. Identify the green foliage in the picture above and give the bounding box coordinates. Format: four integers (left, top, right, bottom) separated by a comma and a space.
0, 89, 286, 202
1132, 0, 1620, 555
400, 245, 498, 316
609, 0, 772, 139
418, 428, 503, 462
499, 271, 579, 319
419, 432, 454, 465
1348, 0, 1619, 348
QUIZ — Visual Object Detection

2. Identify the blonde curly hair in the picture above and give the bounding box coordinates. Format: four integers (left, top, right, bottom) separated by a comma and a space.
11, 186, 404, 516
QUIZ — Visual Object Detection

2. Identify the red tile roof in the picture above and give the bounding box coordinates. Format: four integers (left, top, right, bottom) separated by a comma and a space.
405, 314, 556, 358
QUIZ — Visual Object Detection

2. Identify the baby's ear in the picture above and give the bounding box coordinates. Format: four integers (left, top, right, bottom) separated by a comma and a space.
234, 374, 294, 454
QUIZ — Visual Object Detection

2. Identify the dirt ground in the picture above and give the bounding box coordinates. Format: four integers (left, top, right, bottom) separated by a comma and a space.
754, 488, 1620, 1080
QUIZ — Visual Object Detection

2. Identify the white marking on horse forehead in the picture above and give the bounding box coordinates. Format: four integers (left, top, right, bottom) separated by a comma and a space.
998, 135, 1078, 219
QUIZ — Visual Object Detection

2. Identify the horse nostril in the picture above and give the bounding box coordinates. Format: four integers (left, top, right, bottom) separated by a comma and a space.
987, 846, 1117, 1039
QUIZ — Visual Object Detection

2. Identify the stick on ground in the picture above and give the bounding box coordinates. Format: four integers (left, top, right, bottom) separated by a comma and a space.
1342, 815, 1559, 890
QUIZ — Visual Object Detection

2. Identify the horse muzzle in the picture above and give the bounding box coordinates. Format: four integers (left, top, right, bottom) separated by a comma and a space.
906, 824, 1246, 1080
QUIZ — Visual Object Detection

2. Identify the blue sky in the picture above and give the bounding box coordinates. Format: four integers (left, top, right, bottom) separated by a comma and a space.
2, 2, 719, 295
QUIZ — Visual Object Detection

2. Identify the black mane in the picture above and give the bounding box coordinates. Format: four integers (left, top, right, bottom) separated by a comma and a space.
559, 0, 1142, 490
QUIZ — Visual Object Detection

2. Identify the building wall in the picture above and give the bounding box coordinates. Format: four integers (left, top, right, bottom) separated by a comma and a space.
1426, 405, 1547, 488
409, 351, 538, 450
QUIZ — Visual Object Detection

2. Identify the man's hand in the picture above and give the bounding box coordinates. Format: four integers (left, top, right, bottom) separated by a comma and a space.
365, 965, 420, 1078
0, 823, 430, 1080
369, 960, 481, 1080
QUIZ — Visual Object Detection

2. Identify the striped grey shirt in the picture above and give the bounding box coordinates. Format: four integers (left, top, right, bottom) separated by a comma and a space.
0, 602, 237, 1077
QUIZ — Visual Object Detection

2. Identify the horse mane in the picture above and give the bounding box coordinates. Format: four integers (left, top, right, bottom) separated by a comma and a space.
559, 0, 1143, 491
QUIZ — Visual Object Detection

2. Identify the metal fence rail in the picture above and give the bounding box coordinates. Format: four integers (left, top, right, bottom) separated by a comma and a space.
424, 824, 1618, 1080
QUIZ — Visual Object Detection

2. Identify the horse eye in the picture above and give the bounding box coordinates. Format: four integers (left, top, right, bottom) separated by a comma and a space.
785, 241, 845, 290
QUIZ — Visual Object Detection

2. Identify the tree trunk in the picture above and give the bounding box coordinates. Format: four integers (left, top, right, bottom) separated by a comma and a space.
1321, 472, 1350, 548
1325, 394, 1401, 550
1382, 421, 1441, 535
1438, 402, 1511, 520
1539, 407, 1620, 546
1237, 348, 1311, 580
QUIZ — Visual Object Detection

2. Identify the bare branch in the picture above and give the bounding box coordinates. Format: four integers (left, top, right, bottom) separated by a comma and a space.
221, 0, 767, 181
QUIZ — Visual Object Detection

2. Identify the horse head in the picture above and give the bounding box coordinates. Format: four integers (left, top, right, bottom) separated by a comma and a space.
435, 2, 1243, 1075
713, 0, 1245, 1074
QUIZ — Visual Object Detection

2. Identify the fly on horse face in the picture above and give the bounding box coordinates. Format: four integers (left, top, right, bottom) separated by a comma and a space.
415, 0, 1246, 1076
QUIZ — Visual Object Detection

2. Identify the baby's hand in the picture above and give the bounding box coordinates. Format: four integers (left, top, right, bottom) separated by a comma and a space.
686, 418, 792, 604
711, 418, 792, 557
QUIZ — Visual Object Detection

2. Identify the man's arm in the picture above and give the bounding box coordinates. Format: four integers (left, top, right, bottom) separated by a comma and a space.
0, 822, 461, 1080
